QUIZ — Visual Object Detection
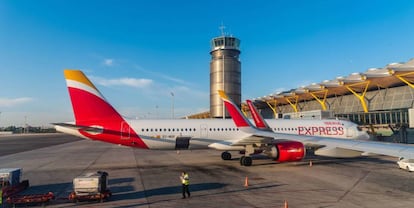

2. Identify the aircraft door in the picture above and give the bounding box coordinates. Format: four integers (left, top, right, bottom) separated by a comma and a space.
200, 124, 208, 138
346, 127, 355, 138
120, 121, 131, 140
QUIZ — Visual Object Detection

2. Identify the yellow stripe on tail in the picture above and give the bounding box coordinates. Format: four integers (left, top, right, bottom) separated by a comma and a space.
64, 69, 98, 91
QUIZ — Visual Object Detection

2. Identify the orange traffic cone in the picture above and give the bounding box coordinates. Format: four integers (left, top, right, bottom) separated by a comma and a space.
284, 200, 288, 208
244, 176, 249, 187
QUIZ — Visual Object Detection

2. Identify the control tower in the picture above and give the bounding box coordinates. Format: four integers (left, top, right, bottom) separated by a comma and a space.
210, 32, 241, 118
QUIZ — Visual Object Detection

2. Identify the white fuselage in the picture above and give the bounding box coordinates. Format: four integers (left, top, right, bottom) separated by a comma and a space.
125, 118, 368, 150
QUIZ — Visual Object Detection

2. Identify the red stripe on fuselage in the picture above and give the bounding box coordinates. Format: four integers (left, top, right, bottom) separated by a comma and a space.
68, 87, 148, 149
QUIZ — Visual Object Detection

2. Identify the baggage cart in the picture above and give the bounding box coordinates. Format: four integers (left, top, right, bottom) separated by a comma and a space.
69, 171, 111, 203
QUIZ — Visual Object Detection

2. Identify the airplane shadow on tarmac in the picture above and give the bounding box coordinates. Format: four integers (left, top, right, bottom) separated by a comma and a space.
12, 178, 281, 207
18, 178, 227, 200
110, 180, 282, 207
110, 182, 227, 201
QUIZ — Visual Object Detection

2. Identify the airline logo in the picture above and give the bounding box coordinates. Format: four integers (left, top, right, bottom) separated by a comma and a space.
298, 125, 344, 136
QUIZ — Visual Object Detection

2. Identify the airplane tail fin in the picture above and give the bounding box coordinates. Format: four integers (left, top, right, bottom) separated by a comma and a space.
61, 70, 148, 148
64, 70, 121, 124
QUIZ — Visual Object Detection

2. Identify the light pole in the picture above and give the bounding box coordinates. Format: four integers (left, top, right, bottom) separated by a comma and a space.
222, 54, 226, 119
170, 92, 174, 119
24, 115, 27, 134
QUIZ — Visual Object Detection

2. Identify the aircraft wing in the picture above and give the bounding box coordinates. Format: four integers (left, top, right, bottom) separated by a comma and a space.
267, 132, 414, 159
219, 90, 414, 159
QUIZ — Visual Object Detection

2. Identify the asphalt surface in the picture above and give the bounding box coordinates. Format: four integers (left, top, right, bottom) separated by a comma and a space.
0, 134, 82, 156
1, 134, 414, 207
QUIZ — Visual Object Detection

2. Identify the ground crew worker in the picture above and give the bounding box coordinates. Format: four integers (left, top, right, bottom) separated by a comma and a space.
180, 171, 190, 199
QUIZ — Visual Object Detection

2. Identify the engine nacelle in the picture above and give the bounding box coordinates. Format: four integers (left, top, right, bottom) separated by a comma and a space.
265, 141, 305, 162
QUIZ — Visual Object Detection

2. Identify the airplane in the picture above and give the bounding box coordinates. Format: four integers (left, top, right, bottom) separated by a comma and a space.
219, 90, 414, 166
55, 69, 368, 165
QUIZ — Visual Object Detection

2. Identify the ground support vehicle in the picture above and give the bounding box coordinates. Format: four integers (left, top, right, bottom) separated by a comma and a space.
397, 157, 414, 172
6, 192, 54, 207
68, 190, 111, 203
1, 180, 29, 200
69, 171, 111, 203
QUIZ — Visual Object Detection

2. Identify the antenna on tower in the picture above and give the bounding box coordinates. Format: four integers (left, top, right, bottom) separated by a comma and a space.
219, 23, 226, 36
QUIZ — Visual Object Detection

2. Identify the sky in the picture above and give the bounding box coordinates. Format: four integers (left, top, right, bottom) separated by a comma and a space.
1, 0, 414, 127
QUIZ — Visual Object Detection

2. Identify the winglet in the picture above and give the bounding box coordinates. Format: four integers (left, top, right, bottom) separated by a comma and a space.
246, 100, 271, 130
218, 90, 229, 100
218, 90, 254, 129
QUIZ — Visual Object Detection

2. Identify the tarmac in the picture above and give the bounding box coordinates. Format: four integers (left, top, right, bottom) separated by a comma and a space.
1, 133, 414, 207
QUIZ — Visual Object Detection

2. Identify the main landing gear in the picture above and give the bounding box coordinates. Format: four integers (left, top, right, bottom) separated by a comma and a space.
221, 151, 232, 160
221, 144, 254, 166
240, 156, 252, 166
240, 144, 254, 166
221, 151, 252, 166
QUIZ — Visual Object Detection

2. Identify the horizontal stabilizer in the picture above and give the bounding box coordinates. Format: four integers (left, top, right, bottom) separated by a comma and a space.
52, 123, 104, 134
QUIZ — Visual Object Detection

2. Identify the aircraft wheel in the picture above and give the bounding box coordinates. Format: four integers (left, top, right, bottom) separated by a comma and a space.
240, 156, 245, 166
240, 156, 252, 166
243, 157, 252, 166
221, 151, 232, 160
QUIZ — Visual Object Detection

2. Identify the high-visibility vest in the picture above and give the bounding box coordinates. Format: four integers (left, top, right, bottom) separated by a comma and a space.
182, 173, 189, 185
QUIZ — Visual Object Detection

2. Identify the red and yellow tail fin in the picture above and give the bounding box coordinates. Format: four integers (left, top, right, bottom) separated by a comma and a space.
64, 70, 115, 123
62, 69, 148, 149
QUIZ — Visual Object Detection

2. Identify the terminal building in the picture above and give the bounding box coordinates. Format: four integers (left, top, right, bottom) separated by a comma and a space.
247, 59, 414, 143
189, 32, 414, 143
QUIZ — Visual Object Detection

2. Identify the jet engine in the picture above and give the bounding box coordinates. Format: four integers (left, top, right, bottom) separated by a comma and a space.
264, 141, 305, 162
